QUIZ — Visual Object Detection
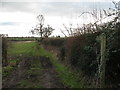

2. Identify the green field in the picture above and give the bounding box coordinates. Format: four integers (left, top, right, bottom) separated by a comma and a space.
8, 41, 48, 56
7, 37, 35, 41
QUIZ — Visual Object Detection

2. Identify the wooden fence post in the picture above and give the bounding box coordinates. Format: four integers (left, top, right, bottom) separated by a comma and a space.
2, 38, 8, 66
0, 37, 2, 89
99, 33, 106, 88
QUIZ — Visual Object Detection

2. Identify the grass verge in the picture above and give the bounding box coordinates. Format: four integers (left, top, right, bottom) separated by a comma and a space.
39, 44, 86, 88
2, 59, 20, 78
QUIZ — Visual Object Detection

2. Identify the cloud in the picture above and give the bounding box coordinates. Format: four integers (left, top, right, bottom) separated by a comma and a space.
1, 0, 120, 2
0, 1, 116, 37
0, 22, 18, 25
0, 2, 114, 16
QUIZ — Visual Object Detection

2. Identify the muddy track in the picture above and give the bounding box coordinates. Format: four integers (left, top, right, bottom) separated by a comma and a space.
39, 56, 65, 88
2, 56, 65, 88
2, 57, 32, 88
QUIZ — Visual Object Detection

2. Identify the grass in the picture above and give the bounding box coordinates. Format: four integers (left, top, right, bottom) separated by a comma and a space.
8, 42, 36, 56
2, 65, 14, 78
50, 56, 86, 88
7, 41, 44, 88
6, 41, 86, 88
7, 37, 35, 41
9, 59, 20, 67
19, 79, 43, 88
38, 44, 86, 88
8, 42, 47, 56
51, 60, 84, 88
2, 59, 20, 78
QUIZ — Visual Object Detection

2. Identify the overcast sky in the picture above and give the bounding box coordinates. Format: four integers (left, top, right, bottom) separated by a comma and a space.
0, 0, 119, 37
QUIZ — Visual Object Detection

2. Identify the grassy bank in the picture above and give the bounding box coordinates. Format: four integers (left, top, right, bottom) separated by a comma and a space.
2, 59, 20, 78
50, 57, 85, 88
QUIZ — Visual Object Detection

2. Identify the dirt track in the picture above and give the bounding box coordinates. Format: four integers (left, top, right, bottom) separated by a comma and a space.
39, 56, 64, 88
2, 56, 65, 88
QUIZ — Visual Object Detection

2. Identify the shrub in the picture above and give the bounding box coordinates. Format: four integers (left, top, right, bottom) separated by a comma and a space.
42, 38, 65, 47
59, 46, 65, 61
65, 33, 100, 76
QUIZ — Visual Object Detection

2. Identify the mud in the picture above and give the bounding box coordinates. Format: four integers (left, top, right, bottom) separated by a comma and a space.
2, 56, 65, 88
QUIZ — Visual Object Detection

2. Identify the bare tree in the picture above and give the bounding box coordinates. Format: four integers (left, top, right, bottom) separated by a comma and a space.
42, 25, 54, 37
60, 1, 120, 37
60, 28, 67, 37
60, 23, 75, 37
30, 15, 54, 38
31, 15, 44, 37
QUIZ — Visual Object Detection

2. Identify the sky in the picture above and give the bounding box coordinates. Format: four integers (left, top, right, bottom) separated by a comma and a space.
0, 0, 119, 37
